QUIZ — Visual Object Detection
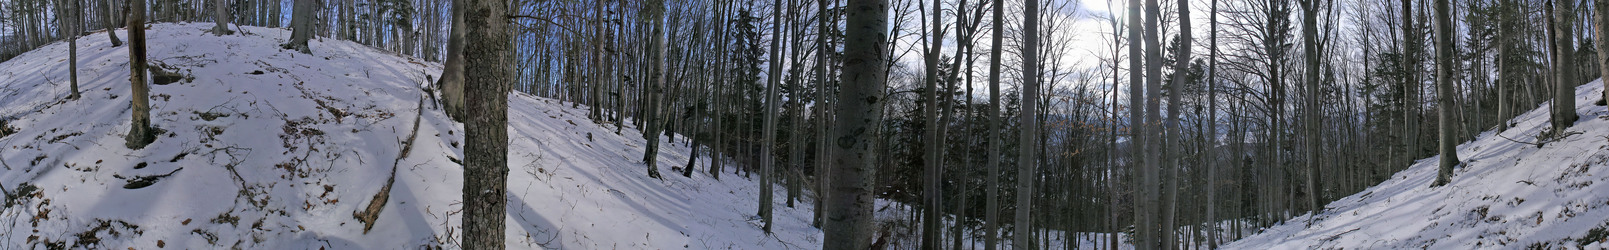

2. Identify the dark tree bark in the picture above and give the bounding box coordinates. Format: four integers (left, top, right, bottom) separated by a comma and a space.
1551, 0, 1578, 132
460, 0, 511, 245
125, 0, 155, 149
821, 0, 889, 247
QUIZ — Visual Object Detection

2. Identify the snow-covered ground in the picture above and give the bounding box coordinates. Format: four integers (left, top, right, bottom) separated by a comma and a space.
1225, 81, 1609, 249
0, 23, 822, 249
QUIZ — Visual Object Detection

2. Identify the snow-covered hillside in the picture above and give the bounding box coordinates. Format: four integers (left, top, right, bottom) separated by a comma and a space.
0, 23, 823, 249
1225, 81, 1609, 249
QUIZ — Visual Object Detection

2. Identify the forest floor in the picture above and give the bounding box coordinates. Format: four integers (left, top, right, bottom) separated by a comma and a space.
1225, 80, 1609, 248
0, 23, 829, 249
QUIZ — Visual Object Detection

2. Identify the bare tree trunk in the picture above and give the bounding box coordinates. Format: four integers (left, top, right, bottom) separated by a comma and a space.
1016, 0, 1040, 248
642, 2, 667, 180
460, 0, 510, 246
64, 0, 81, 100
1164, 0, 1191, 246
437, 0, 467, 121
1431, 0, 1460, 187
212, 0, 232, 35
984, 0, 1005, 248
125, 0, 155, 149
1127, 0, 1148, 246
758, 0, 784, 233
283, 0, 315, 53
1300, 0, 1322, 221
821, 0, 889, 247
1597, 0, 1609, 106
1551, 0, 1578, 132
920, 0, 944, 246
1206, 0, 1220, 247
104, 0, 122, 47
811, 0, 830, 228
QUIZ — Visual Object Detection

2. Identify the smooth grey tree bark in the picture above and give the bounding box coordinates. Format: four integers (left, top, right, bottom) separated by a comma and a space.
1164, 0, 1190, 245
920, 0, 944, 246
282, 0, 315, 53
758, 0, 784, 234
1016, 0, 1041, 248
1300, 0, 1321, 221
437, 0, 467, 121
983, 0, 1004, 248
642, 1, 667, 180
821, 0, 889, 247
1126, 0, 1148, 246
1431, 0, 1459, 187
103, 0, 122, 47
212, 0, 232, 35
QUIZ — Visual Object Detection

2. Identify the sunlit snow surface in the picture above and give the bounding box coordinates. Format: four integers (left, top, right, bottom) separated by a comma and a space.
1225, 80, 1609, 249
0, 23, 820, 249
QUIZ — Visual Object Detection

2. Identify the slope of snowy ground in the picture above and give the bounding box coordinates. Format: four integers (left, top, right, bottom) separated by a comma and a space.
1225, 81, 1609, 249
0, 23, 822, 249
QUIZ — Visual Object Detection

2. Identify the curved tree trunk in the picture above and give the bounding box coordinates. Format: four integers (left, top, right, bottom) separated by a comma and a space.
437, 0, 467, 121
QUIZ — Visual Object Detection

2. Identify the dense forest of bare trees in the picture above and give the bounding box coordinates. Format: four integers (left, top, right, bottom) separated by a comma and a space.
4, 0, 1607, 248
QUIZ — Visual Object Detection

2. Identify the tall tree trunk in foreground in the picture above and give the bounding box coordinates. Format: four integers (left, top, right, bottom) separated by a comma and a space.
1143, 0, 1164, 247
125, 0, 155, 149
821, 0, 889, 247
983, 0, 1004, 248
1551, 0, 1578, 132
642, 1, 668, 180
462, 0, 511, 246
1206, 0, 1220, 246
212, 0, 232, 35
1432, 0, 1460, 187
283, 0, 315, 53
1300, 0, 1322, 220
1126, 0, 1148, 246
759, 0, 786, 233
1164, 0, 1191, 245
920, 0, 944, 246
1016, 0, 1040, 248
